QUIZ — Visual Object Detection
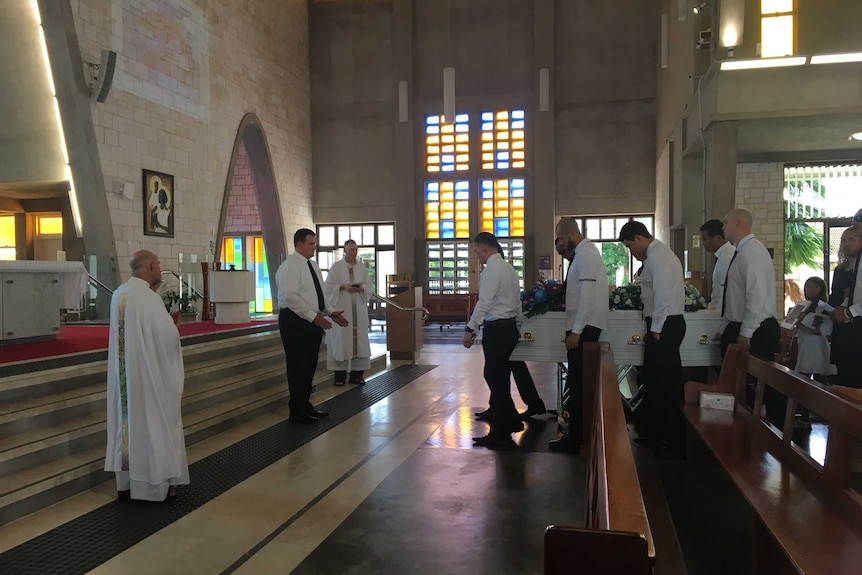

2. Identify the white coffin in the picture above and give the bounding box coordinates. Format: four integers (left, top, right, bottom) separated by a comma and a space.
510, 310, 723, 366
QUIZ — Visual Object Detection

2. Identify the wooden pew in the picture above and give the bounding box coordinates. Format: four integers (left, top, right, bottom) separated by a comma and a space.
683, 344, 862, 574
423, 294, 477, 329
545, 343, 653, 574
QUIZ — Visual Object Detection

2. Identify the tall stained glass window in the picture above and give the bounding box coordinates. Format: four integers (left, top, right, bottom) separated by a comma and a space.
481, 109, 525, 170
480, 178, 525, 238
425, 114, 469, 173
425, 181, 470, 239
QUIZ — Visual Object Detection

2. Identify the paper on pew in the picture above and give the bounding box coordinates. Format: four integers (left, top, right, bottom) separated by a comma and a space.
699, 391, 735, 411
799, 300, 834, 336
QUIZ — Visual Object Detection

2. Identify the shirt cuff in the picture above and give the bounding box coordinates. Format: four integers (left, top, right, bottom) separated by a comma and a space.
740, 326, 755, 338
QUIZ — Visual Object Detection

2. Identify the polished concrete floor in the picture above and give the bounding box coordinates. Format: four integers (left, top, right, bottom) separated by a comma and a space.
0, 342, 579, 574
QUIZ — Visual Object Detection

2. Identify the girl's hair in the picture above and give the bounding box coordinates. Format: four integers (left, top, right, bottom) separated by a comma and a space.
804, 276, 828, 304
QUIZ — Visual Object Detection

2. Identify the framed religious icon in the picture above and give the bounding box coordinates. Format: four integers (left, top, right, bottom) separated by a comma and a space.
143, 169, 175, 237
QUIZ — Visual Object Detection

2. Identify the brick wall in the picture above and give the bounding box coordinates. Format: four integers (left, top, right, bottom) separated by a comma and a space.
70, 0, 311, 279
224, 143, 261, 234
735, 162, 785, 313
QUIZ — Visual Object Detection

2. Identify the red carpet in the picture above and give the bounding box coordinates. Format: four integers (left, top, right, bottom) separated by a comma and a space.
0, 320, 278, 365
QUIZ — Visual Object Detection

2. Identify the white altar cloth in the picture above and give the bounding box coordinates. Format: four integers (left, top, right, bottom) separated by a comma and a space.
0, 261, 88, 308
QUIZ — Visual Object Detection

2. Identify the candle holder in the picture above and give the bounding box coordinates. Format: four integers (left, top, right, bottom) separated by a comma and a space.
200, 261, 212, 321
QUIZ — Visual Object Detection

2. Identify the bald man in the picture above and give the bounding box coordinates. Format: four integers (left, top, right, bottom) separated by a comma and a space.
105, 250, 189, 502
721, 209, 782, 425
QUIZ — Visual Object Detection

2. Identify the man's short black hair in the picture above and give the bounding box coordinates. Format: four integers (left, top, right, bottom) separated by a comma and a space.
474, 232, 500, 250
618, 221, 652, 242
699, 219, 725, 239
293, 228, 315, 247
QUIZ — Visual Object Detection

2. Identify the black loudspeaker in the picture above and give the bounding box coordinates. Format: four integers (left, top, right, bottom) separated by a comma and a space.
90, 49, 117, 103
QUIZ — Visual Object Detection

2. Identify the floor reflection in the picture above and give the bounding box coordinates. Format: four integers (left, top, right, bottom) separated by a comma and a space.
426, 406, 560, 452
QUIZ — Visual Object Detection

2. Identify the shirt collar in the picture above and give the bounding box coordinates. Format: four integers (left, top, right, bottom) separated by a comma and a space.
735, 234, 755, 251
486, 253, 502, 265
715, 241, 734, 257
574, 238, 590, 254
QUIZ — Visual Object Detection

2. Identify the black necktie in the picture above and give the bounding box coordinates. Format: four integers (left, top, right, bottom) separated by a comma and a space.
721, 250, 739, 318
307, 260, 325, 312
848, 251, 862, 307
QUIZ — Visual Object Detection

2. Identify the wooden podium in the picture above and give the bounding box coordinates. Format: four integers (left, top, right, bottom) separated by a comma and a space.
386, 287, 423, 361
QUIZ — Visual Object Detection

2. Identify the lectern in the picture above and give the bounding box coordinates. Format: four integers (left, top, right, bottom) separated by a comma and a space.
386, 287, 423, 361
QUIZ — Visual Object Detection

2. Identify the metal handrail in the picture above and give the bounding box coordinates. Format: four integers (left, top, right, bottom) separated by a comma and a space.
369, 292, 428, 365
163, 270, 204, 300
87, 273, 114, 295
370, 292, 430, 320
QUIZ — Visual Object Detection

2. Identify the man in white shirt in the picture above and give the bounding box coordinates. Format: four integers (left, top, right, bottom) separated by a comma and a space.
276, 229, 348, 424
463, 232, 524, 450
721, 209, 781, 423
830, 207, 862, 388
105, 250, 189, 502
619, 221, 687, 458
548, 218, 609, 453
700, 219, 735, 310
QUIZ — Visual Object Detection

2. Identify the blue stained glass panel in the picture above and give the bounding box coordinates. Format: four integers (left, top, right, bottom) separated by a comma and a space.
442, 154, 455, 164
512, 179, 525, 188
455, 113, 469, 123
455, 181, 469, 191
427, 182, 440, 191
455, 124, 469, 133
427, 116, 440, 125
481, 112, 494, 121
512, 110, 525, 119
482, 122, 494, 131
497, 152, 510, 161
426, 191, 439, 201
426, 125, 440, 134
511, 120, 525, 129
442, 165, 455, 172
497, 162, 510, 169
495, 220, 509, 236
455, 191, 469, 200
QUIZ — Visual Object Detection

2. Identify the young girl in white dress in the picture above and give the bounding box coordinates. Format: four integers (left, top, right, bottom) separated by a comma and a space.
795, 276, 834, 383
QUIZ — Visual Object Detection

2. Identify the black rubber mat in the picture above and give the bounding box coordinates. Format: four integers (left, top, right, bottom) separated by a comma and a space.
0, 363, 436, 575
0, 324, 278, 378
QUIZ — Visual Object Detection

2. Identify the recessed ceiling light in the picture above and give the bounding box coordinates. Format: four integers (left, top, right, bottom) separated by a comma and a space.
851, 132, 862, 142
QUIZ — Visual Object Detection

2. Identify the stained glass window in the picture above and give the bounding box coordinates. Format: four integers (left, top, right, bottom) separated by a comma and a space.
426, 114, 469, 173
222, 237, 244, 269
761, 0, 794, 58
480, 109, 525, 170
425, 181, 470, 239
480, 178, 525, 237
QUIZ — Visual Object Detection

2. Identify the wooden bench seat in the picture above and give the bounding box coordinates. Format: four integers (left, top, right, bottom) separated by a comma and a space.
683, 345, 862, 575
423, 294, 476, 325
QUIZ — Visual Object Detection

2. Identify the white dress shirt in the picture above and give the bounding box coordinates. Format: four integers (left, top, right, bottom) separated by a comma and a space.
721, 234, 777, 338
275, 250, 331, 323
566, 239, 609, 333
467, 253, 523, 332
710, 241, 735, 310
641, 239, 685, 333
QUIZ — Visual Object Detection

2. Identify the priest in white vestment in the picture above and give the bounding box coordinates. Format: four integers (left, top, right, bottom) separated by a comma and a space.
105, 250, 189, 501
324, 240, 373, 385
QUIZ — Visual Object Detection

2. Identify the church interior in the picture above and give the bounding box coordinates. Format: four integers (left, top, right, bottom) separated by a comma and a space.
2, 0, 862, 573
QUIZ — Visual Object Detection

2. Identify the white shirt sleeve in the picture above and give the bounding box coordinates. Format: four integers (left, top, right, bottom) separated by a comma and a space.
467, 265, 499, 332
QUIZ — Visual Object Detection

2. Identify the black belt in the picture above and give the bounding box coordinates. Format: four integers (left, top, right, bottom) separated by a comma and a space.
484, 317, 516, 325
644, 314, 683, 321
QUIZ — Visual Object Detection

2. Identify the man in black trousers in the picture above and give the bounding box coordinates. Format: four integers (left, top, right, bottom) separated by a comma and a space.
620, 221, 687, 458
275, 229, 348, 424
830, 207, 862, 388
463, 232, 524, 450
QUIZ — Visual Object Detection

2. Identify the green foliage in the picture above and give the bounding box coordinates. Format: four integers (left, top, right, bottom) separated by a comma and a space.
601, 242, 628, 285
161, 289, 199, 313
784, 222, 823, 275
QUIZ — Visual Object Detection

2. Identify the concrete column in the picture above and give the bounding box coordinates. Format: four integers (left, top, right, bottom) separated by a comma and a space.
38, 0, 118, 310
392, 0, 418, 281
532, 0, 555, 285
705, 121, 738, 222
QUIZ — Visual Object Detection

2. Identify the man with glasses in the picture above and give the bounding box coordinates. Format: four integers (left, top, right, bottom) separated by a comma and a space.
830, 209, 862, 387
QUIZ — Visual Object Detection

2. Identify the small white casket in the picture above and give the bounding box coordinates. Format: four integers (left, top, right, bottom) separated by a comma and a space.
510, 310, 723, 366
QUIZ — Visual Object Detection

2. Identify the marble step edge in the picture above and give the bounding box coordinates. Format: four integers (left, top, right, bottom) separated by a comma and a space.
0, 362, 284, 460
0, 350, 291, 424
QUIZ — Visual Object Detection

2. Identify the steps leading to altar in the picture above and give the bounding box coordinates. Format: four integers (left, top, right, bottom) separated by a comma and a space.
0, 328, 387, 527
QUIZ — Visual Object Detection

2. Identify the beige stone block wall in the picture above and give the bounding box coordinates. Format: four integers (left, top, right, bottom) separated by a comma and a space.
735, 162, 786, 314
70, 0, 311, 281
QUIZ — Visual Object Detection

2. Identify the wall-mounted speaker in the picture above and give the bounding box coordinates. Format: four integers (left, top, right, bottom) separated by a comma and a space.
90, 49, 117, 103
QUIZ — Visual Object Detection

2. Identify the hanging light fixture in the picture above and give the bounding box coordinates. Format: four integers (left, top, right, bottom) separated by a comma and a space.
442, 0, 455, 123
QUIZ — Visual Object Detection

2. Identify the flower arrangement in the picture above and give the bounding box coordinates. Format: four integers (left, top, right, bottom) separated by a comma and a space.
608, 279, 708, 312
521, 278, 566, 318
609, 280, 643, 310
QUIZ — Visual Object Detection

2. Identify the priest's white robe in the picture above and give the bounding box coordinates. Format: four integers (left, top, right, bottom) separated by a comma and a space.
105, 277, 189, 501
323, 258, 373, 370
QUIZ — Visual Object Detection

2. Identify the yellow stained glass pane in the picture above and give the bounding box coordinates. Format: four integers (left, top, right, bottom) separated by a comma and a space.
482, 143, 494, 151
496, 199, 508, 208
427, 136, 439, 144
428, 166, 440, 172
427, 211, 439, 221
511, 227, 524, 237
512, 161, 525, 168
482, 200, 494, 209
441, 135, 455, 144
496, 111, 509, 120
37, 216, 63, 235
495, 210, 508, 218
496, 191, 508, 200
512, 141, 524, 149
441, 212, 454, 221
427, 230, 439, 239
761, 0, 792, 13
483, 163, 494, 169
455, 133, 469, 142
495, 180, 508, 189
498, 132, 510, 140
456, 144, 469, 152
482, 153, 494, 162
263, 299, 273, 313
498, 141, 509, 150
481, 221, 493, 232
441, 124, 455, 133
0, 216, 15, 248
496, 121, 509, 131
456, 201, 469, 212
512, 151, 524, 160
441, 182, 454, 191
441, 201, 454, 211
428, 156, 440, 164
512, 130, 525, 140
456, 164, 469, 171
512, 198, 525, 208
456, 154, 469, 163
441, 193, 454, 202
428, 146, 440, 154
482, 133, 494, 141
441, 145, 455, 154
761, 15, 793, 57
512, 209, 524, 219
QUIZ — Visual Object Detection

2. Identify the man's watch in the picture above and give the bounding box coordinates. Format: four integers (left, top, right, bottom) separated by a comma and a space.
465, 326, 474, 333
845, 308, 853, 320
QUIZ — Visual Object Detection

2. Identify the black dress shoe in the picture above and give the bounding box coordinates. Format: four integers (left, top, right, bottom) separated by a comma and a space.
308, 409, 329, 418
473, 433, 516, 450
548, 436, 581, 453
502, 419, 525, 433
519, 405, 548, 420
474, 408, 494, 421
289, 413, 319, 424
